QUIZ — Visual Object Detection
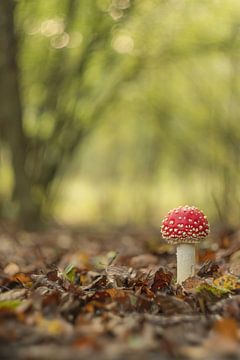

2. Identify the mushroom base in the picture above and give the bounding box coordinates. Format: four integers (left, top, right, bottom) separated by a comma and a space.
176, 243, 196, 283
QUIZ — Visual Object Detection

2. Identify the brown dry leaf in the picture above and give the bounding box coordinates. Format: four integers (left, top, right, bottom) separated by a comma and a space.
150, 268, 173, 293
182, 277, 204, 292
81, 274, 107, 291
197, 261, 220, 278
73, 336, 100, 350
88, 288, 132, 312
91, 290, 110, 301
198, 250, 216, 262
46, 269, 59, 282
41, 291, 61, 309
106, 288, 127, 300
213, 317, 239, 340
11, 272, 32, 287
105, 265, 131, 287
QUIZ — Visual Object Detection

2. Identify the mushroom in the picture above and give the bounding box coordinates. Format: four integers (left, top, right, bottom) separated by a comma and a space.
161, 205, 210, 284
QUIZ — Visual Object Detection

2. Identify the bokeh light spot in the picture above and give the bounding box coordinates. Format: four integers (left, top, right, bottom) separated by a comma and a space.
50, 33, 70, 49
112, 34, 134, 54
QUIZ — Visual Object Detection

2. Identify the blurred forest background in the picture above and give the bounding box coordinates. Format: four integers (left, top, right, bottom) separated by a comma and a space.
1, 0, 240, 229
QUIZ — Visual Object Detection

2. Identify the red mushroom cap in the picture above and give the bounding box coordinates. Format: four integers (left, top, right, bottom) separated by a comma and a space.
161, 205, 210, 244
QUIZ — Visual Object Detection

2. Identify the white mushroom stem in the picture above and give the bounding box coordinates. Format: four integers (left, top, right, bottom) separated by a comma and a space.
176, 243, 196, 283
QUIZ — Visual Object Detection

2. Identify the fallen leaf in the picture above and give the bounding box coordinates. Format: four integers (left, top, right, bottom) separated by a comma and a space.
198, 250, 216, 262
46, 269, 59, 282
62, 264, 77, 283
196, 283, 230, 299
0, 300, 22, 310
105, 288, 128, 300
213, 317, 238, 340
73, 336, 100, 350
197, 261, 220, 278
105, 265, 131, 287
182, 277, 204, 292
213, 275, 240, 291
11, 273, 32, 287
150, 268, 173, 293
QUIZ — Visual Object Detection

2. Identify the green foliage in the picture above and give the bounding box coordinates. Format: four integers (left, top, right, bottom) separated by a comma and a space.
63, 264, 77, 283
0, 300, 22, 310
196, 283, 230, 301
1, 0, 240, 225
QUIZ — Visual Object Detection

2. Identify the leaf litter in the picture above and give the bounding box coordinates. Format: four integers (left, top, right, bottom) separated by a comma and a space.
0, 225, 239, 359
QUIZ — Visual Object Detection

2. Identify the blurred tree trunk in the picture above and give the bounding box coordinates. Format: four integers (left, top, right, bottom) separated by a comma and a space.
0, 0, 138, 228
0, 0, 39, 228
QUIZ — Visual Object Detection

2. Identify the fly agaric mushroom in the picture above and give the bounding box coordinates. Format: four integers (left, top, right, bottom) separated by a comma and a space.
161, 205, 210, 284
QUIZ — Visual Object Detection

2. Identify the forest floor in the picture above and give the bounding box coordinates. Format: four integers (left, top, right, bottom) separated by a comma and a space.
0, 222, 240, 360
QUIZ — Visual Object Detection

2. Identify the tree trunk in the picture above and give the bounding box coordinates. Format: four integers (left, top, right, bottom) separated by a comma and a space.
0, 0, 40, 228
